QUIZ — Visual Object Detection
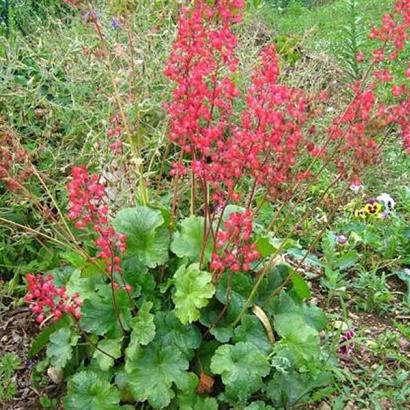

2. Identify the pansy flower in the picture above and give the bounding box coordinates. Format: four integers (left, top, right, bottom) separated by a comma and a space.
363, 199, 382, 215
354, 208, 366, 219
376, 193, 395, 210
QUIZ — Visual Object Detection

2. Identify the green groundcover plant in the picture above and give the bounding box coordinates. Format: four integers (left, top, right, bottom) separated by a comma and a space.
0, 0, 409, 408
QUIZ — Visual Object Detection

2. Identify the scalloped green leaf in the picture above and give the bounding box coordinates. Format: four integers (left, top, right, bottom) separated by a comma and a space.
113, 206, 170, 269
173, 263, 215, 324
210, 342, 270, 403
233, 315, 272, 354
46, 328, 79, 369
127, 300, 156, 360
80, 285, 131, 337
171, 216, 212, 263
126, 342, 189, 409
63, 370, 120, 410
154, 311, 201, 359
93, 338, 123, 371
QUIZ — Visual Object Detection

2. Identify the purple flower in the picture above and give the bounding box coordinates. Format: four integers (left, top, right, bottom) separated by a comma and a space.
112, 17, 121, 29
336, 234, 348, 245
338, 329, 355, 355
379, 209, 389, 219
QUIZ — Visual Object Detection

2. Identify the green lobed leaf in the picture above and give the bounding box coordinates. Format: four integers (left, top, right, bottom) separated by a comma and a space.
210, 342, 270, 403
126, 300, 156, 360
233, 315, 272, 354
171, 216, 213, 263
93, 338, 123, 371
265, 369, 332, 407
63, 370, 120, 410
29, 314, 71, 357
154, 311, 201, 359
126, 342, 189, 409
216, 272, 253, 317
113, 206, 170, 270
46, 328, 79, 369
173, 263, 215, 324
80, 285, 131, 337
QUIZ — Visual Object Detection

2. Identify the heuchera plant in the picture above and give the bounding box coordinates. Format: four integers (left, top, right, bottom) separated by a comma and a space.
0, 0, 409, 408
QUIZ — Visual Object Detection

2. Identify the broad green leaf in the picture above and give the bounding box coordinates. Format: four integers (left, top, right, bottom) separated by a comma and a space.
176, 373, 218, 410
173, 263, 215, 324
199, 298, 240, 343
81, 285, 131, 336
66, 269, 105, 301
233, 315, 272, 354
265, 369, 332, 407
113, 206, 170, 269
216, 272, 253, 317
93, 338, 122, 371
61, 251, 87, 268
256, 236, 277, 257
81, 259, 106, 278
275, 313, 318, 342
256, 264, 292, 303
269, 292, 327, 332
49, 266, 74, 287
127, 301, 156, 360
210, 342, 270, 403
126, 343, 189, 409
29, 315, 71, 357
171, 216, 212, 263
290, 272, 311, 299
46, 328, 79, 369
154, 312, 201, 359
63, 370, 120, 410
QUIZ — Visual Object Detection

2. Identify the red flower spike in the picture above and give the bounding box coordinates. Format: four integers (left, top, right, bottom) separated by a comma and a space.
25, 274, 82, 325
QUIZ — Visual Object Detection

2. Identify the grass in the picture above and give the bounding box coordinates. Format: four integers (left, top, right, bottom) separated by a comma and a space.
260, 0, 394, 55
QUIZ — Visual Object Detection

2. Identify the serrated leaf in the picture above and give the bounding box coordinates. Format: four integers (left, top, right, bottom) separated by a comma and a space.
173, 263, 215, 324
127, 301, 156, 360
171, 216, 212, 263
154, 311, 201, 359
126, 343, 189, 409
93, 338, 122, 371
63, 370, 120, 410
233, 315, 272, 354
265, 369, 332, 407
216, 272, 253, 317
210, 342, 270, 403
66, 269, 105, 301
113, 206, 170, 269
80, 285, 131, 336
29, 315, 71, 357
270, 292, 327, 332
46, 328, 79, 369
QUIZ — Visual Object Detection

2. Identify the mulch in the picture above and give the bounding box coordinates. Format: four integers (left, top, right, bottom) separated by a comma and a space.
0, 304, 58, 410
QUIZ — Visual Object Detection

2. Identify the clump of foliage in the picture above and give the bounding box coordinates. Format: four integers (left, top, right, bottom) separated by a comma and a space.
0, 0, 409, 408
0, 352, 21, 402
